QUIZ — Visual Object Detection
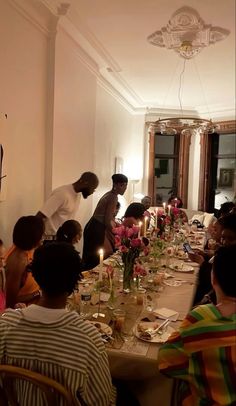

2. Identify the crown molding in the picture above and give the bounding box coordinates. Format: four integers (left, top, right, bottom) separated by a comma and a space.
58, 22, 138, 115
8, 0, 55, 36
9, 0, 235, 120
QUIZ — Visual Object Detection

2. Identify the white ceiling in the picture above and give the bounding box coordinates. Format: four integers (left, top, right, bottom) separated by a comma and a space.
44, 0, 236, 117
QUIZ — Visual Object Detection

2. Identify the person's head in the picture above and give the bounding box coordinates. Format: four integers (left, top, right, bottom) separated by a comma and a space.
74, 172, 99, 198
124, 203, 145, 220
141, 196, 152, 210
111, 174, 128, 195
212, 245, 236, 298
114, 201, 121, 218
31, 243, 82, 299
221, 213, 236, 246
13, 216, 45, 250
168, 195, 183, 208
56, 220, 82, 245
218, 201, 235, 218
211, 217, 224, 242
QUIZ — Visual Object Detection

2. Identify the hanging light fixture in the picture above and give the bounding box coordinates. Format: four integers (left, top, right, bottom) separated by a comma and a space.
147, 6, 229, 135
155, 52, 218, 136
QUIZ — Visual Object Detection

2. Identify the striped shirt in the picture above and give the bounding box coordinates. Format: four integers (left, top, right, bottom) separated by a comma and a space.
158, 304, 236, 406
0, 306, 115, 406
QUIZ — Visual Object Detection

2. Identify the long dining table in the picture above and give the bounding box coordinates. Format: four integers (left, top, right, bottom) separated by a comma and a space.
88, 247, 201, 406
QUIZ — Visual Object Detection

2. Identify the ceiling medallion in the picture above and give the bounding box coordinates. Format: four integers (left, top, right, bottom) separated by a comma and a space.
147, 6, 230, 59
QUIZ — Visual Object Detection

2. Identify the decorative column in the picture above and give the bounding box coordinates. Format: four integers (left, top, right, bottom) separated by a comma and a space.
178, 130, 192, 207
147, 124, 155, 204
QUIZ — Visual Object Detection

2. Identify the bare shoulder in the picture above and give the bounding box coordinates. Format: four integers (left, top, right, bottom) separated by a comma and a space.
6, 249, 28, 272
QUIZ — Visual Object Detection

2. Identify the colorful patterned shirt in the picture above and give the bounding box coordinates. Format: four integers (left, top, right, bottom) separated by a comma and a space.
158, 304, 236, 406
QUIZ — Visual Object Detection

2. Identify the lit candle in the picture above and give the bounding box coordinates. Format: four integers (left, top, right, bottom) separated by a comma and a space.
138, 221, 142, 238
99, 248, 104, 281
163, 202, 166, 213
155, 208, 158, 228
174, 198, 178, 208
168, 204, 171, 216
144, 216, 148, 237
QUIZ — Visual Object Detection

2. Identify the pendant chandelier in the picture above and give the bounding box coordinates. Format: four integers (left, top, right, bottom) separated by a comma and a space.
147, 6, 229, 136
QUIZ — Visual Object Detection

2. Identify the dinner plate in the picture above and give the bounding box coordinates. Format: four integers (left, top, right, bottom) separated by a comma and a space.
89, 321, 112, 336
163, 280, 182, 287
133, 321, 175, 343
169, 264, 194, 273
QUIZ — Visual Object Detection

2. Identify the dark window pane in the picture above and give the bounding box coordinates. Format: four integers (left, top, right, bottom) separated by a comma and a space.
155, 135, 175, 154
218, 134, 236, 155
214, 158, 236, 209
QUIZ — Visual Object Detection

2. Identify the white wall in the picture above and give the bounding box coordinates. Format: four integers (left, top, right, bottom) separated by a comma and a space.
0, 2, 146, 248
0, 0, 47, 246
94, 86, 145, 217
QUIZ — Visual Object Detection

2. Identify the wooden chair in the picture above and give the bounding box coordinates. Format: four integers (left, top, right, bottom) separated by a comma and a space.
0, 364, 78, 406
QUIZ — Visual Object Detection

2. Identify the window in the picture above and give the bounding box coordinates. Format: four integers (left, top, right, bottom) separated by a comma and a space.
148, 123, 191, 207
198, 121, 236, 212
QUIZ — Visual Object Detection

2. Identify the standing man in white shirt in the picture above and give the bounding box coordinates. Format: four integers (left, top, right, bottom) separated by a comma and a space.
37, 172, 99, 238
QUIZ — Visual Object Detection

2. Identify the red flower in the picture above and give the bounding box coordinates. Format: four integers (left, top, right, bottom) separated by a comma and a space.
130, 238, 142, 248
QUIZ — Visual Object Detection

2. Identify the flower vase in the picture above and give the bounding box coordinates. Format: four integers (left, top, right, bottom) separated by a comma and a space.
107, 287, 116, 310
123, 260, 134, 293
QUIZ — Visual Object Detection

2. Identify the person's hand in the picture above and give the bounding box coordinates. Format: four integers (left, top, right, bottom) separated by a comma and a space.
194, 248, 205, 256
14, 303, 26, 309
188, 252, 204, 265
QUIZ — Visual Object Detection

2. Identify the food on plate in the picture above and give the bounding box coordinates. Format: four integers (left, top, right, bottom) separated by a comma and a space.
137, 321, 159, 334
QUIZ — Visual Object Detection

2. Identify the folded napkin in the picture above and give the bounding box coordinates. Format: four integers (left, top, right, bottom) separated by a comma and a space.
153, 307, 179, 321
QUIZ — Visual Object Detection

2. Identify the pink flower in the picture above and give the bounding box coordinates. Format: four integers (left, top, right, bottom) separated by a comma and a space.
172, 207, 179, 216
106, 265, 114, 279
113, 225, 126, 237
120, 245, 128, 253
127, 228, 134, 238
133, 264, 147, 277
130, 238, 142, 248
165, 216, 171, 225
114, 235, 121, 247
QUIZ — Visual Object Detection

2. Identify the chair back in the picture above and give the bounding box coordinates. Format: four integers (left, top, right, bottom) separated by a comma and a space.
0, 365, 77, 406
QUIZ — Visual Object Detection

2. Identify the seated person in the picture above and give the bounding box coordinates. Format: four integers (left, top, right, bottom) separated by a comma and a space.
158, 245, 236, 406
190, 213, 236, 306
0, 242, 115, 405
56, 219, 82, 245
217, 201, 235, 218
141, 196, 152, 211
5, 216, 44, 308
168, 195, 188, 223
122, 203, 145, 227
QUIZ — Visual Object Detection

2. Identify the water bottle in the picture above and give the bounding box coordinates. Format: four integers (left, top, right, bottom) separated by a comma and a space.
80, 284, 92, 318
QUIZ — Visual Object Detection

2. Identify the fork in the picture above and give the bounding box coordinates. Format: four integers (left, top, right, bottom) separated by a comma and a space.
146, 319, 170, 336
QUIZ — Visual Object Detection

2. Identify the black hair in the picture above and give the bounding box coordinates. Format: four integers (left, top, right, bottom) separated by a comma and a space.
31, 242, 82, 296
124, 203, 145, 219
218, 202, 235, 217
221, 213, 236, 233
80, 172, 98, 183
213, 245, 236, 297
112, 173, 128, 184
56, 220, 82, 244
13, 216, 45, 250
168, 195, 183, 208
